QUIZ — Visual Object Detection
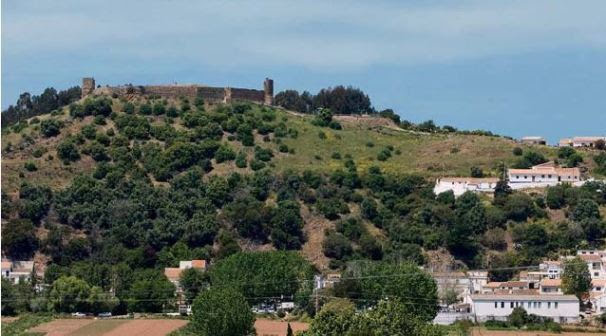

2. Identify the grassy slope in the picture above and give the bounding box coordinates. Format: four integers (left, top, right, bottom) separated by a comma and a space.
0, 99, 561, 194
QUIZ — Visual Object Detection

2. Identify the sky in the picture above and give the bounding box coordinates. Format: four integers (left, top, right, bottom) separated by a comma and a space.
2, 0, 606, 143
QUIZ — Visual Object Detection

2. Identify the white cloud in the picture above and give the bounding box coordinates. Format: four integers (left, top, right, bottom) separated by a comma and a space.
3, 0, 606, 69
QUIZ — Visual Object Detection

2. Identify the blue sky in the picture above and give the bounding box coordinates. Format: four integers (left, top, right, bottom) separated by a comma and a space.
2, 0, 605, 143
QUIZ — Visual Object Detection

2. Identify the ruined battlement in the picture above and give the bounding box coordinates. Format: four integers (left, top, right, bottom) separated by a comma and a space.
82, 77, 274, 105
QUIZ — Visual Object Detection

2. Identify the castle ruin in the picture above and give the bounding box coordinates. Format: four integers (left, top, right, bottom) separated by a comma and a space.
82, 77, 274, 105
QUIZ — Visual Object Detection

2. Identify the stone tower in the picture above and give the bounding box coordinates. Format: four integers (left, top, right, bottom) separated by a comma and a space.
82, 77, 96, 97
263, 78, 274, 105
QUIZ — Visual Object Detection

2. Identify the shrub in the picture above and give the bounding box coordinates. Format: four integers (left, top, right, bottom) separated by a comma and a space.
331, 152, 341, 160
279, 144, 289, 153
250, 159, 266, 171
123, 102, 135, 114
81, 124, 97, 140
513, 147, 523, 156
470, 166, 484, 177
215, 144, 236, 163
235, 152, 247, 168
57, 140, 80, 163
24, 161, 37, 172
318, 131, 327, 139
323, 230, 353, 260
152, 103, 166, 115
366, 141, 374, 147
40, 119, 63, 137
32, 147, 46, 158
139, 103, 152, 115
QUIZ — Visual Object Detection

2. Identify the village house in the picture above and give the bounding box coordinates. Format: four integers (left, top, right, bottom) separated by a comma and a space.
433, 177, 499, 197
559, 136, 606, 148
520, 136, 546, 145
1, 259, 34, 284
164, 260, 208, 292
469, 293, 579, 323
539, 278, 563, 295
507, 162, 581, 188
430, 271, 489, 302
574, 250, 606, 279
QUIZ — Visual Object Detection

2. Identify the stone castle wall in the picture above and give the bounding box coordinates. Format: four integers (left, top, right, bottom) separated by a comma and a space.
85, 77, 273, 105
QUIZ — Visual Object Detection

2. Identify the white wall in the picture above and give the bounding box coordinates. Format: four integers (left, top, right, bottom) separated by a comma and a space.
471, 296, 579, 323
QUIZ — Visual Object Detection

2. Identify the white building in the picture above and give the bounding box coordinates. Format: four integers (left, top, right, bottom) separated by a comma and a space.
470, 294, 579, 323
539, 279, 563, 295
559, 136, 606, 148
433, 177, 499, 197
575, 250, 606, 279
508, 162, 581, 189
1, 260, 34, 284
431, 271, 489, 302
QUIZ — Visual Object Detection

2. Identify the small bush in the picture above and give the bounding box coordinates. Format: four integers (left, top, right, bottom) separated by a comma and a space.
32, 147, 46, 158
279, 144, 289, 153
331, 152, 341, 160
318, 131, 327, 140
24, 161, 37, 171
513, 147, 523, 156
366, 141, 374, 147
250, 159, 266, 171
235, 152, 247, 168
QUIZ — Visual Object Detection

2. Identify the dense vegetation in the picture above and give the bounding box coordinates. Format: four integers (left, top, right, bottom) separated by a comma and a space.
1, 87, 605, 327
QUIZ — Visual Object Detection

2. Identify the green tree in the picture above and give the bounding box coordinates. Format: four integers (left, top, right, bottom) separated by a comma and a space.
1, 278, 18, 315
2, 219, 39, 259
57, 139, 80, 163
309, 298, 357, 336
561, 257, 591, 300
191, 287, 255, 336
40, 118, 63, 137
508, 307, 528, 328
209, 251, 314, 305
128, 271, 175, 313
87, 286, 119, 314
180, 268, 208, 304
338, 261, 439, 322
571, 199, 601, 221
48, 276, 91, 313
470, 166, 484, 178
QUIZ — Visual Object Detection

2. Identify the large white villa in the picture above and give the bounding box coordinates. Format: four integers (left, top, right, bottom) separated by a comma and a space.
507, 162, 581, 188
435, 162, 584, 196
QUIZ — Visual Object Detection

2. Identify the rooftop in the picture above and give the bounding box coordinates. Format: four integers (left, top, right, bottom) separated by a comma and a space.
471, 294, 578, 301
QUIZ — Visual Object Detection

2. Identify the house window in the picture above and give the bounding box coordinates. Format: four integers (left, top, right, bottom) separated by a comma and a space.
527, 302, 531, 308
548, 302, 551, 308
524, 176, 527, 179
597, 287, 602, 291
541, 175, 545, 178
510, 302, 514, 308
555, 302, 558, 309
595, 272, 600, 277
533, 302, 537, 308
501, 302, 504, 308
495, 302, 498, 308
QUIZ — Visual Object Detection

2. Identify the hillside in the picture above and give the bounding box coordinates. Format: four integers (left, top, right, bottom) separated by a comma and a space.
1, 94, 604, 278
1, 96, 555, 194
